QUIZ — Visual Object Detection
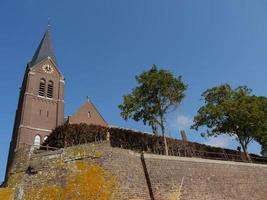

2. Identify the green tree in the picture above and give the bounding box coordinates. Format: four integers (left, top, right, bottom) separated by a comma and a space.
191, 84, 267, 161
253, 97, 267, 155
119, 65, 187, 155
258, 135, 267, 155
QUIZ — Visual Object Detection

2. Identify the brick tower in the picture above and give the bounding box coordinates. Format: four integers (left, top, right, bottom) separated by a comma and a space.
9, 28, 64, 151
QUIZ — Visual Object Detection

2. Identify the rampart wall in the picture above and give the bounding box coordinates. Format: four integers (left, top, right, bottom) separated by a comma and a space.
4, 142, 267, 200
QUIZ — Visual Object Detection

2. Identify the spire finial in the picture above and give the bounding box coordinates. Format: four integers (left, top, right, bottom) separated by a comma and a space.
47, 17, 51, 31
86, 96, 90, 102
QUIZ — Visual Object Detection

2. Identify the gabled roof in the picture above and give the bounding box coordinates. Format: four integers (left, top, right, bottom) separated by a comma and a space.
67, 97, 108, 127
31, 29, 57, 66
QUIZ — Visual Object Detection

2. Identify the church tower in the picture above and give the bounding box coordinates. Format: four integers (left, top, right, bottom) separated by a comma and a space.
10, 28, 64, 150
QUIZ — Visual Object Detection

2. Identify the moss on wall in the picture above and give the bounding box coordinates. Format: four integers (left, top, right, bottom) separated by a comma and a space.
4, 144, 118, 200
0, 188, 14, 200
5, 142, 267, 200
23, 161, 117, 200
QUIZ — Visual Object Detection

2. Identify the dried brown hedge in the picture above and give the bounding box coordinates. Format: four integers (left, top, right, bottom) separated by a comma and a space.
44, 123, 108, 148
44, 124, 264, 163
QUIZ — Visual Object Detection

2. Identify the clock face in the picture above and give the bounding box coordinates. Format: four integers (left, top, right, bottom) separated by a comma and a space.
42, 64, 54, 74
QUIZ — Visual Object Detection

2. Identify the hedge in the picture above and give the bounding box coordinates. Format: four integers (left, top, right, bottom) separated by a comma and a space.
44, 123, 108, 148
44, 123, 263, 162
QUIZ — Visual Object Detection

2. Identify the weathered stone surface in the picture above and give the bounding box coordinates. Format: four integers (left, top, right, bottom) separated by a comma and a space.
4, 142, 267, 200
144, 154, 267, 200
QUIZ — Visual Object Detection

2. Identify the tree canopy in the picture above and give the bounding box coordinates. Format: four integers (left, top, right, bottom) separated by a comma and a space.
253, 96, 267, 155
191, 84, 267, 160
118, 64, 187, 155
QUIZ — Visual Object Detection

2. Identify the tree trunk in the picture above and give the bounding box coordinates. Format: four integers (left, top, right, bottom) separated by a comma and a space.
159, 115, 168, 156
240, 141, 252, 163
163, 135, 168, 156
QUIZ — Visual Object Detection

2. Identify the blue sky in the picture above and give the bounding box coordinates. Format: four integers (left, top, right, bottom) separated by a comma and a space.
1, 0, 267, 181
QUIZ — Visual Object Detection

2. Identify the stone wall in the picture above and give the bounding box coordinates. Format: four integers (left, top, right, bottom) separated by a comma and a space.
144, 154, 267, 200
4, 142, 267, 200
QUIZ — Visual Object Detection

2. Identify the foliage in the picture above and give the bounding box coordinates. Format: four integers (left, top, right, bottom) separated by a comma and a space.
44, 123, 108, 148
253, 97, 267, 154
109, 127, 248, 159
45, 123, 263, 160
118, 64, 187, 154
109, 127, 171, 154
191, 84, 267, 160
168, 177, 183, 200
259, 135, 267, 155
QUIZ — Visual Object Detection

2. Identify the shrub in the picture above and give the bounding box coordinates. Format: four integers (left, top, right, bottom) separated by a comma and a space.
44, 123, 108, 148
109, 127, 186, 155
44, 123, 265, 163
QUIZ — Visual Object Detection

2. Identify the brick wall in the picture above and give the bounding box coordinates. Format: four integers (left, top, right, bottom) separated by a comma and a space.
93, 144, 151, 199
93, 145, 267, 200
144, 154, 267, 200
5, 143, 267, 200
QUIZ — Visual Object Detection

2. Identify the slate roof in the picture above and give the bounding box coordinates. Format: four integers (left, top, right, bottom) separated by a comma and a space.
31, 29, 57, 66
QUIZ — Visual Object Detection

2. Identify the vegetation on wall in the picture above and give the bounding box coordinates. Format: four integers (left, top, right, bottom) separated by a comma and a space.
45, 123, 261, 162
44, 123, 108, 148
23, 161, 117, 200
0, 188, 14, 200
109, 127, 249, 159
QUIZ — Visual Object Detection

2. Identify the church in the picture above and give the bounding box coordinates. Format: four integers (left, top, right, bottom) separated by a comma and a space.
7, 26, 267, 160
8, 27, 107, 154
2, 26, 267, 200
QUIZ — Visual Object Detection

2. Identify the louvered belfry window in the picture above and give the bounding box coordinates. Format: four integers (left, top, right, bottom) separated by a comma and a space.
47, 80, 53, 98
39, 78, 46, 96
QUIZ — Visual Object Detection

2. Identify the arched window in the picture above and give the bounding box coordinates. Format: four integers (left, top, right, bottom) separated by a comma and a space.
47, 80, 53, 98
39, 78, 46, 96
34, 135, 41, 146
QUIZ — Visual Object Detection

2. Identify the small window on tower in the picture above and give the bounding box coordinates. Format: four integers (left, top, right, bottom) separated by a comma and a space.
39, 78, 46, 96
47, 80, 53, 98
87, 109, 91, 118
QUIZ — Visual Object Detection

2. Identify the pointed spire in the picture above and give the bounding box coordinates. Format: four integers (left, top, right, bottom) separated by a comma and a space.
31, 25, 57, 66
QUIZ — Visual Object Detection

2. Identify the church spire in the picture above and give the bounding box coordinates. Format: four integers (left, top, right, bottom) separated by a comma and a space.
31, 26, 57, 66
